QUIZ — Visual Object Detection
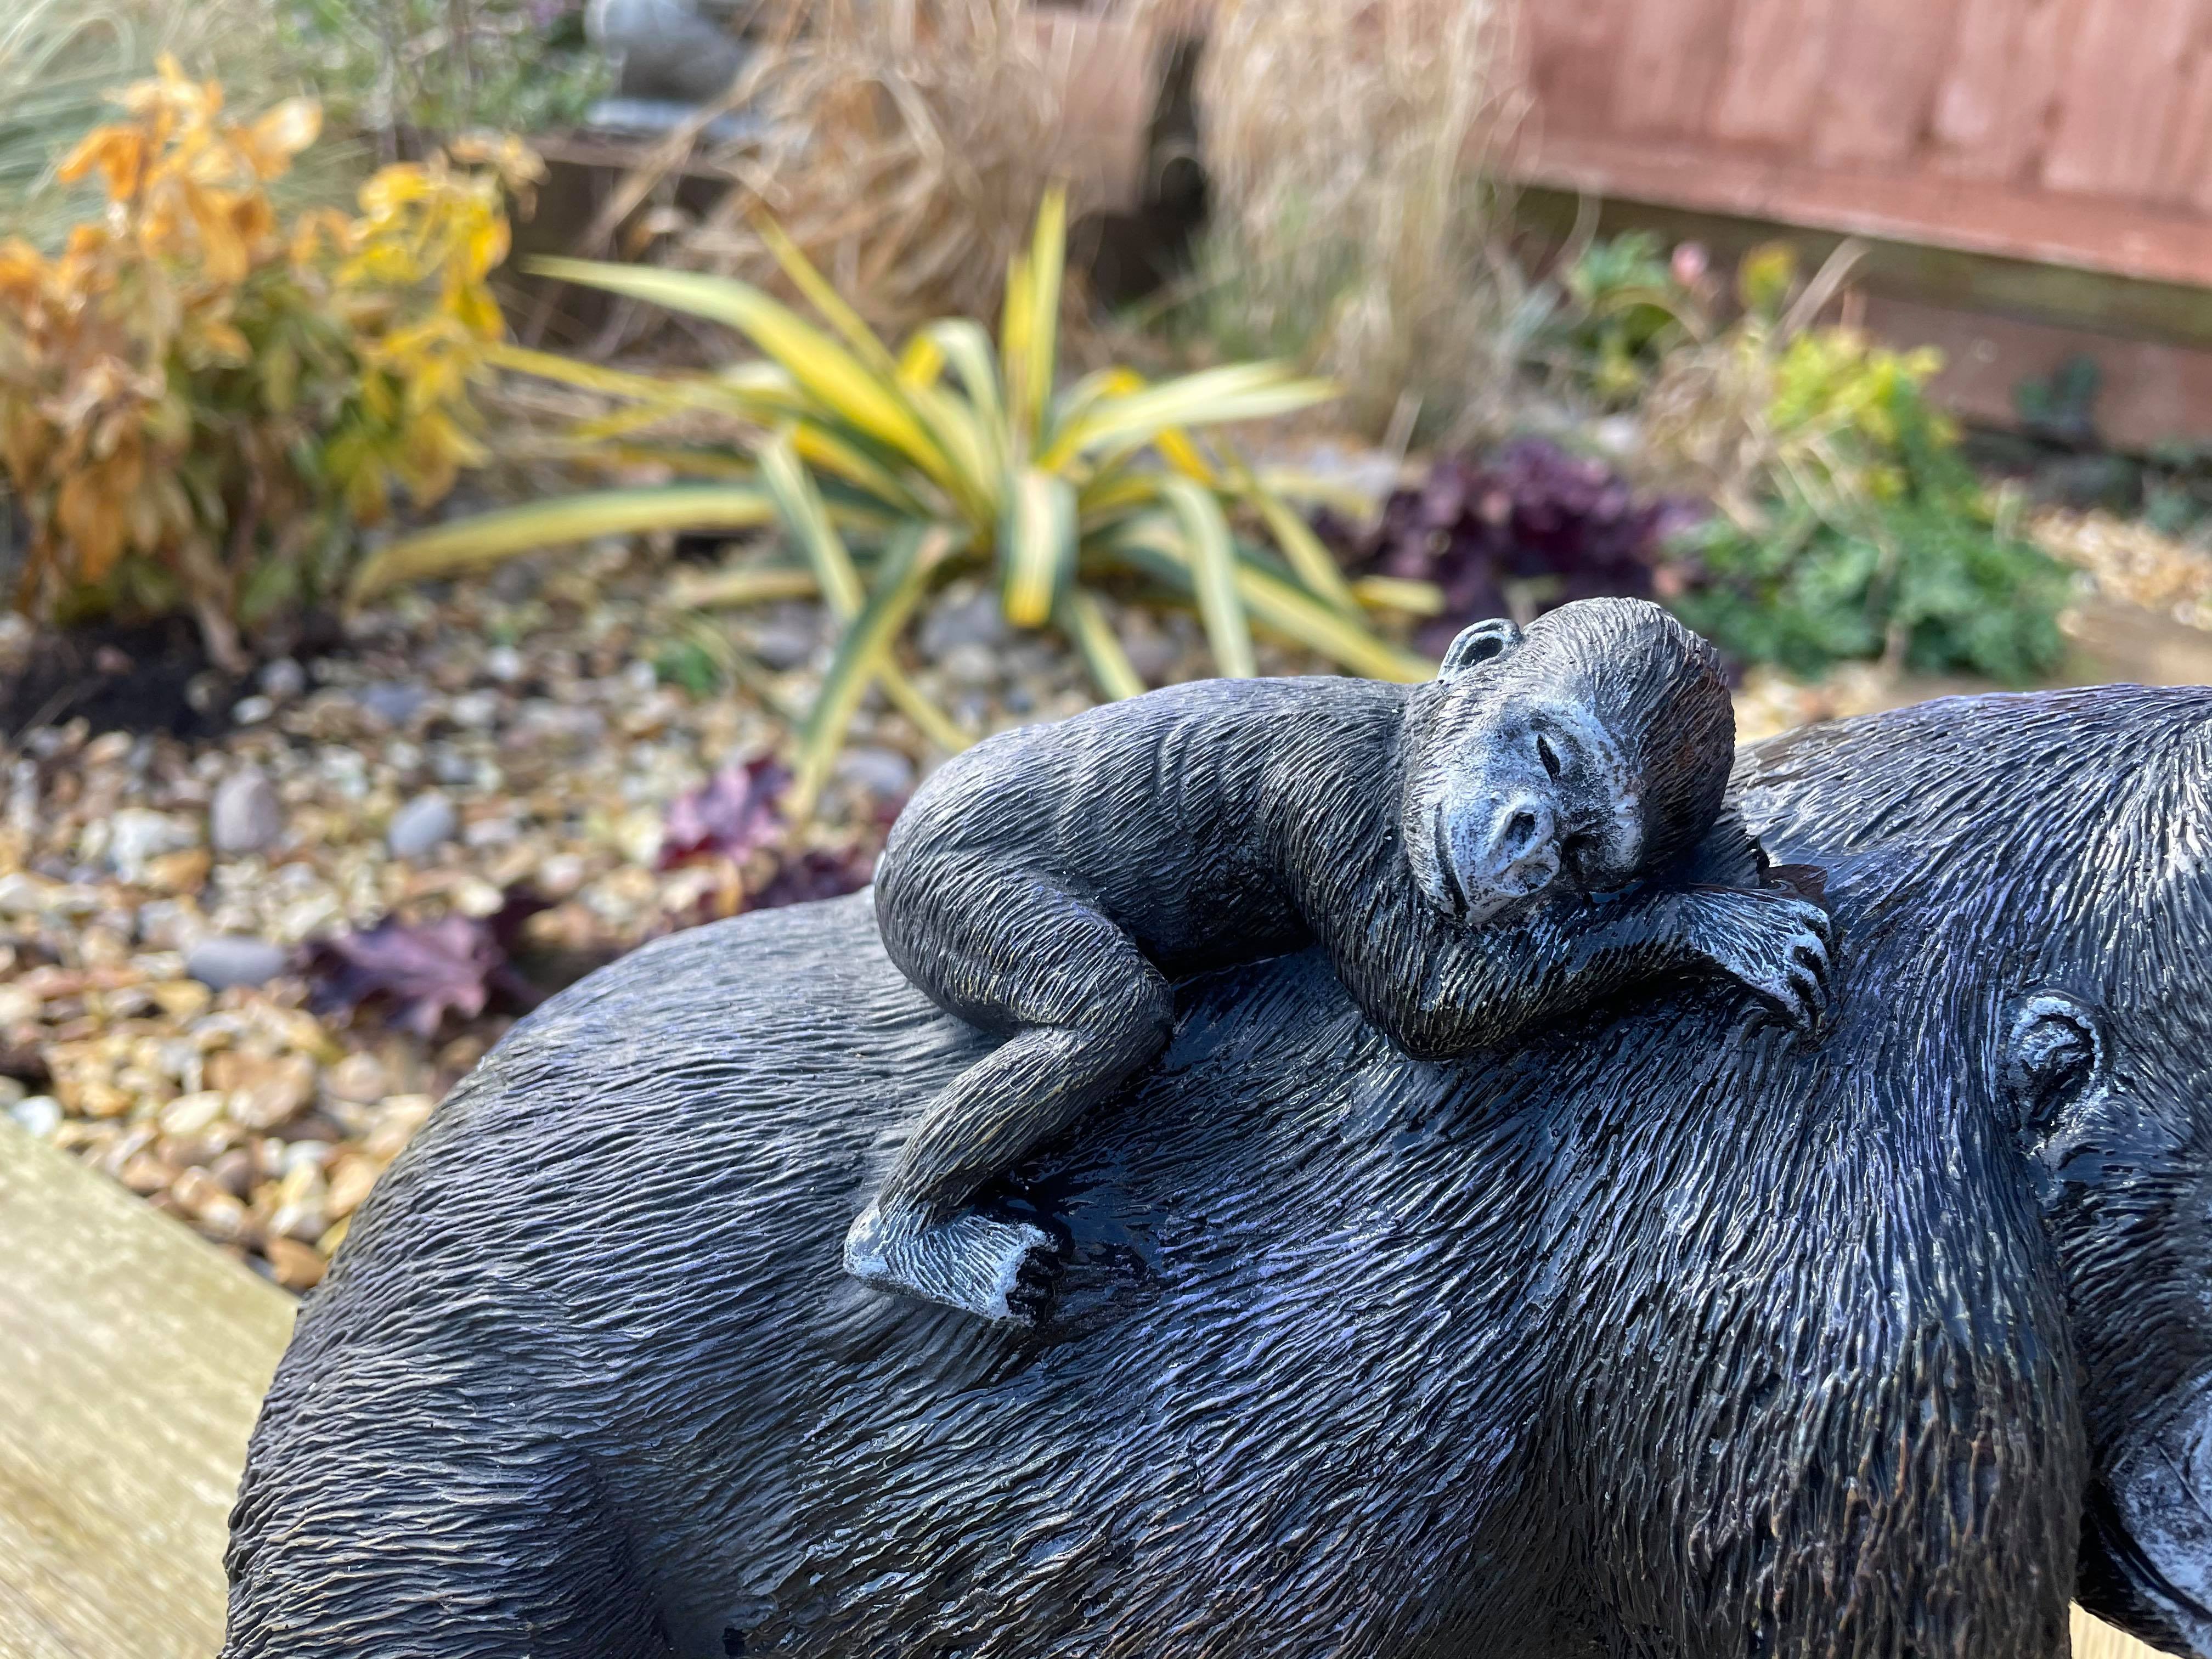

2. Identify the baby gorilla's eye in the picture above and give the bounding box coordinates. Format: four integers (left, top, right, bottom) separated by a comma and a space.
1535, 732, 1564, 780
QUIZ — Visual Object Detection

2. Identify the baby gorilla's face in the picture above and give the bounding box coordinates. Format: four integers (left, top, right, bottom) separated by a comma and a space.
1402, 618, 1646, 925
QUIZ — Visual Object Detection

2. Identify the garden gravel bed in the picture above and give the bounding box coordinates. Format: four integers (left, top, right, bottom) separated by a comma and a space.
0, 543, 1331, 1289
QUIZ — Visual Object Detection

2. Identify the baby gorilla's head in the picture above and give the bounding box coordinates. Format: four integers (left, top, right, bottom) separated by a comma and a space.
1401, 597, 1734, 924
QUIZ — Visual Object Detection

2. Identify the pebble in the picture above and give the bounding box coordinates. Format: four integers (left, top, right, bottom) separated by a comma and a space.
360, 681, 430, 726
9, 1095, 60, 1138
919, 588, 1009, 657
185, 935, 291, 990
232, 695, 276, 725
939, 643, 1001, 690
258, 657, 307, 700
210, 765, 284, 854
835, 746, 916, 802
388, 790, 459, 859
101, 809, 201, 884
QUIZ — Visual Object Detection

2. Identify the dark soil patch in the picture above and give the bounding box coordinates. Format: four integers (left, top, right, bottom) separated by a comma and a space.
0, 618, 239, 743
0, 611, 357, 743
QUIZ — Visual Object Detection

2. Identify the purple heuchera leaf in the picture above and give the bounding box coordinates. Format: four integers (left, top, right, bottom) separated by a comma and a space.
749, 847, 875, 910
306, 892, 548, 1037
1339, 438, 1706, 654
659, 757, 790, 871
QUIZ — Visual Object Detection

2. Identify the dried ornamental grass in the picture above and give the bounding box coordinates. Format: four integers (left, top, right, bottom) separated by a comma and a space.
586, 0, 1080, 343
1186, 0, 1522, 437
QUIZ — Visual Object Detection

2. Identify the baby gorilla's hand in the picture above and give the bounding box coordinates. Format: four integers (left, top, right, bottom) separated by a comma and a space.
1675, 884, 1836, 1034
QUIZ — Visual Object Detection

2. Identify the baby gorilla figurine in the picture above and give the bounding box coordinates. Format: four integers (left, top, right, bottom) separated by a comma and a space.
851, 596, 1832, 1322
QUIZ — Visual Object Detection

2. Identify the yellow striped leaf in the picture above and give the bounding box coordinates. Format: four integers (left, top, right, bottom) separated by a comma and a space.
749, 209, 903, 382
349, 486, 774, 602
528, 257, 955, 488
1351, 574, 1446, 616
999, 467, 1077, 628
758, 432, 864, 616
1243, 475, 1363, 618
790, 526, 956, 817
1159, 477, 1255, 678
1017, 185, 1066, 444
1109, 516, 1434, 682
668, 565, 822, 608
1038, 362, 1336, 470
1058, 586, 1145, 702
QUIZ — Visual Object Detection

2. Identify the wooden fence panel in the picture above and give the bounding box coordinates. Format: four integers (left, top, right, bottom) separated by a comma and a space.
1513, 0, 2212, 287
1612, 0, 1741, 137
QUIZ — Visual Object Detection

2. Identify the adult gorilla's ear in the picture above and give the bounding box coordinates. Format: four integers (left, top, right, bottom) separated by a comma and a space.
1438, 618, 1522, 681
2002, 991, 2104, 1143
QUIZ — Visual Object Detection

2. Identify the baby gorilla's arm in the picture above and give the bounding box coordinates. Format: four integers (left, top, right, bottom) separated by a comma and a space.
1331, 880, 1835, 1062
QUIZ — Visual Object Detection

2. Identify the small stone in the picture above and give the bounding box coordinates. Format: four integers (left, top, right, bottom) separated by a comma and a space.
363, 1094, 436, 1161
143, 847, 212, 894
746, 619, 820, 670
940, 643, 1000, 690
104, 809, 201, 883
231, 695, 276, 726
262, 1236, 326, 1290
119, 1152, 177, 1195
151, 979, 213, 1019
0, 985, 41, 1025
388, 790, 458, 859
226, 1053, 317, 1132
210, 766, 284, 854
536, 853, 588, 899
360, 681, 429, 726
920, 590, 1009, 658
186, 935, 290, 990
449, 691, 499, 729
208, 1147, 255, 1198
323, 1052, 389, 1104
9, 1095, 60, 1138
484, 645, 525, 682
325, 1154, 381, 1220
160, 1091, 228, 1136
0, 1076, 24, 1107
257, 657, 307, 700
834, 746, 916, 802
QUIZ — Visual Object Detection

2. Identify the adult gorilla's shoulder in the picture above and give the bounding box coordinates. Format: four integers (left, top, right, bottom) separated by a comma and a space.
225, 685, 2212, 1659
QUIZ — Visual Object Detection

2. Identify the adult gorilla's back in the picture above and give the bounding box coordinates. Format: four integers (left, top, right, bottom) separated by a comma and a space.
225, 687, 2212, 1659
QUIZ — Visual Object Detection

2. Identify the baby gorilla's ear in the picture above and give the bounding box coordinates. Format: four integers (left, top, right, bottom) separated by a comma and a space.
1438, 617, 1523, 681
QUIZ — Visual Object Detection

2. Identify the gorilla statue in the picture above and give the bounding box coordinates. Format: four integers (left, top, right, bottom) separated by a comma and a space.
223, 685, 2212, 1659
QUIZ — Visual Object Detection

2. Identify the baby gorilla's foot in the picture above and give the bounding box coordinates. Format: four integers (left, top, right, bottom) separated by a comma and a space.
844, 1202, 1059, 1324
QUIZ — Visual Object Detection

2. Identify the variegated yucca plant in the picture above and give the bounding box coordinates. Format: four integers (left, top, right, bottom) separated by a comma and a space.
351, 189, 1433, 813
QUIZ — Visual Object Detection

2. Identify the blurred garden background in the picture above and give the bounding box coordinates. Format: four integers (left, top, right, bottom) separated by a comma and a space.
6, 0, 2212, 1304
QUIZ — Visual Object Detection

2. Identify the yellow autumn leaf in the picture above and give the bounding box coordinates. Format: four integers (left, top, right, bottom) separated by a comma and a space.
243, 99, 321, 178
57, 126, 147, 202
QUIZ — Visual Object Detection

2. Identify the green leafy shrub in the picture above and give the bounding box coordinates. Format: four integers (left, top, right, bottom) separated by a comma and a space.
1538, 230, 1693, 408
1661, 312, 2068, 682
278, 0, 609, 142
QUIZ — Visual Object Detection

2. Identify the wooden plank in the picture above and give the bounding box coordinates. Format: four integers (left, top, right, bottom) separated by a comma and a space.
1611, 0, 1745, 138
1809, 0, 1964, 168
0, 1123, 295, 1659
2078, 1607, 2191, 1659
2152, 8, 2212, 212
2041, 0, 2200, 197
1709, 0, 1845, 149
1864, 292, 2212, 447
1516, 131, 2212, 289
1928, 0, 2082, 184
1521, 0, 1633, 139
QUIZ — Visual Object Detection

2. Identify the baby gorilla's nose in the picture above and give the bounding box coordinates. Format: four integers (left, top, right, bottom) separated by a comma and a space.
1465, 791, 1561, 906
